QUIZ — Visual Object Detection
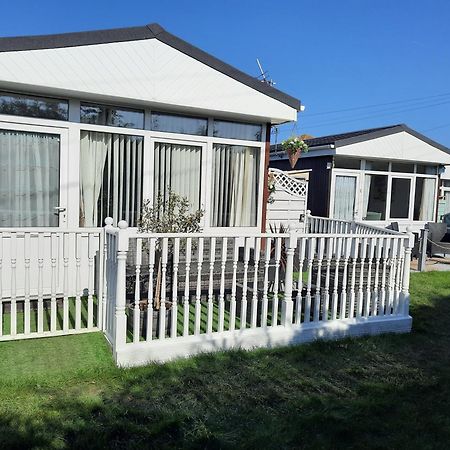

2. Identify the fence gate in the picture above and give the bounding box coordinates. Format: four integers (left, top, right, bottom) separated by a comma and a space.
267, 168, 308, 232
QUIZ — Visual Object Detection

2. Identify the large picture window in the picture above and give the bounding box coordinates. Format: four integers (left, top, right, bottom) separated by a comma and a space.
79, 131, 143, 227
363, 174, 388, 220
0, 129, 60, 226
414, 178, 435, 221
390, 178, 411, 219
211, 144, 259, 227
153, 142, 202, 211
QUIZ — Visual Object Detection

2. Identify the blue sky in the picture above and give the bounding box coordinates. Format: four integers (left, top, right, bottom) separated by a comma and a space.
3, 0, 450, 145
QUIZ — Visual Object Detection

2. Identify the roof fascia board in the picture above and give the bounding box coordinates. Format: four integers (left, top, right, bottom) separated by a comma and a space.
334, 124, 450, 154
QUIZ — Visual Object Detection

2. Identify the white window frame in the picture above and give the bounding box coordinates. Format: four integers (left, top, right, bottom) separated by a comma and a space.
0, 119, 69, 227
0, 106, 266, 233
330, 159, 439, 226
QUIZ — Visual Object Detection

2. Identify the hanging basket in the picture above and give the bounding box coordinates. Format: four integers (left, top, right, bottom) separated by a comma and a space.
287, 148, 302, 168
282, 138, 309, 169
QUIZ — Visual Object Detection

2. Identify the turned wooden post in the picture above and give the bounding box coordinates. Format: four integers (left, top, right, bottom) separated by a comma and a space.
114, 220, 129, 355
400, 227, 414, 316
282, 231, 298, 326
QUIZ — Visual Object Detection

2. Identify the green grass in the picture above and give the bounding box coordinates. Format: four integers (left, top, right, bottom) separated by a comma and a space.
1, 272, 450, 449
2, 297, 97, 335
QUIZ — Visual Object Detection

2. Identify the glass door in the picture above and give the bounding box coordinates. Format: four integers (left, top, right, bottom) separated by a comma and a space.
333, 174, 359, 220
0, 123, 68, 228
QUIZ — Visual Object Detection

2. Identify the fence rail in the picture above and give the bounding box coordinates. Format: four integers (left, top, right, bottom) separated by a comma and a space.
306, 214, 403, 236
0, 228, 102, 341
105, 219, 414, 366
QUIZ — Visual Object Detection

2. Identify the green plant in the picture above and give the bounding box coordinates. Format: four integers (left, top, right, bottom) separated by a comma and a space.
138, 190, 205, 309
281, 136, 309, 156
139, 189, 204, 234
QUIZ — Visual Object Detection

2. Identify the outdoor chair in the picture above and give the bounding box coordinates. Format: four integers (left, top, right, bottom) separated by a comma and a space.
427, 222, 450, 257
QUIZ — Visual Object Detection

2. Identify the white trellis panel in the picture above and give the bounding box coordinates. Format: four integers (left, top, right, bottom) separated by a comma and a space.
267, 168, 308, 231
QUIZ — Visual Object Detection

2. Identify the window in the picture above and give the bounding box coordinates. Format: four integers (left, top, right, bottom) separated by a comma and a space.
363, 174, 388, 220
151, 112, 207, 136
365, 160, 389, 171
211, 144, 260, 226
334, 158, 361, 170
391, 162, 414, 173
0, 92, 68, 121
390, 178, 411, 219
414, 178, 435, 221
333, 175, 357, 220
153, 142, 202, 211
416, 165, 438, 175
213, 120, 262, 141
0, 129, 60, 226
79, 131, 143, 227
80, 103, 144, 129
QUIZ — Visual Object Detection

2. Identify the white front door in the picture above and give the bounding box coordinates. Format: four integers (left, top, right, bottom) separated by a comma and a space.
332, 173, 360, 220
0, 122, 68, 228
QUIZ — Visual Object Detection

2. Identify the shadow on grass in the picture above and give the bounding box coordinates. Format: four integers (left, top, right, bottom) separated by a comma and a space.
1, 273, 450, 449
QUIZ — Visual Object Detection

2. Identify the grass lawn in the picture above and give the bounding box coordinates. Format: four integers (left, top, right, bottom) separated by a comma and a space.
1, 272, 450, 449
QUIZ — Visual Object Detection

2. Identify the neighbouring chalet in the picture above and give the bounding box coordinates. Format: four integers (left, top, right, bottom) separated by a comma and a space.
270, 124, 450, 232
0, 23, 301, 233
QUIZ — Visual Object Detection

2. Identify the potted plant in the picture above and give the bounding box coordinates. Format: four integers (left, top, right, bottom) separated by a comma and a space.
267, 172, 276, 204
282, 136, 309, 168
127, 190, 204, 339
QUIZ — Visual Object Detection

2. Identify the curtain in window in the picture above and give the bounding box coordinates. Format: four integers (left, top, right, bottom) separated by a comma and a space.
418, 178, 435, 221
80, 131, 143, 227
333, 175, 356, 220
0, 130, 59, 227
211, 144, 259, 227
153, 142, 202, 211
362, 175, 371, 219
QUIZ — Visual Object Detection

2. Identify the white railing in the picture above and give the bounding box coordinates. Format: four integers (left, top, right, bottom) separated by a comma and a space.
306, 214, 403, 236
104, 220, 414, 367
0, 228, 102, 341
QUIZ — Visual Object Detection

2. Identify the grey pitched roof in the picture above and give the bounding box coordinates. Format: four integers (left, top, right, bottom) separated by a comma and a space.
0, 23, 301, 111
271, 124, 450, 153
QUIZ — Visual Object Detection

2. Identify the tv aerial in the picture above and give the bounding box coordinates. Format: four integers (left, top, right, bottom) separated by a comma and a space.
256, 58, 275, 87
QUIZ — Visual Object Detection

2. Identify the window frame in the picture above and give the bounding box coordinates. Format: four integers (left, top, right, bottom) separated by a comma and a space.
331, 160, 439, 224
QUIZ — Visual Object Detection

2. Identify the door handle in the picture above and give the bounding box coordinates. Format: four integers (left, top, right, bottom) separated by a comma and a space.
53, 206, 66, 214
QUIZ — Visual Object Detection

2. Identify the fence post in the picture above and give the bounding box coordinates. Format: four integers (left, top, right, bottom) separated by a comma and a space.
282, 231, 298, 326
400, 227, 414, 316
305, 210, 312, 233
114, 220, 129, 356
100, 217, 114, 331
418, 226, 428, 272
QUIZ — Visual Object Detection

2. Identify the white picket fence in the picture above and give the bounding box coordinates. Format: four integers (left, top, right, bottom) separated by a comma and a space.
104, 219, 414, 367
0, 228, 102, 341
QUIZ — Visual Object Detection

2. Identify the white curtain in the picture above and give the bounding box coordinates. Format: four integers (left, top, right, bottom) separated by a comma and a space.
211, 144, 259, 227
80, 131, 143, 227
333, 175, 356, 220
418, 178, 435, 221
80, 131, 109, 227
0, 130, 59, 227
153, 142, 201, 211
362, 175, 371, 219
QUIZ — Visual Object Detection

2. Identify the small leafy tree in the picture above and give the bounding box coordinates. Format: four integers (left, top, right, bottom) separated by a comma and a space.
138, 190, 204, 309
139, 190, 204, 234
